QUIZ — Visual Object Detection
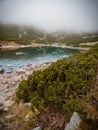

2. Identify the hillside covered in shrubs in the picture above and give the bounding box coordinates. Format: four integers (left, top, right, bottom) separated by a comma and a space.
16, 44, 98, 129
0, 24, 98, 46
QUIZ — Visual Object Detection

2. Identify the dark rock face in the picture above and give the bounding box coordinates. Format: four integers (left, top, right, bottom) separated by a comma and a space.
0, 68, 4, 74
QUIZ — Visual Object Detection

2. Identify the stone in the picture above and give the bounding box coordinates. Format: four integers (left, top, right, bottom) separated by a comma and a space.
6, 114, 15, 119
32, 126, 41, 130
24, 114, 29, 122
70, 112, 81, 128
3, 107, 9, 111
65, 123, 73, 130
64, 112, 81, 130
0, 68, 4, 74
24, 103, 31, 107
6, 64, 13, 67
16, 69, 26, 74
6, 70, 13, 74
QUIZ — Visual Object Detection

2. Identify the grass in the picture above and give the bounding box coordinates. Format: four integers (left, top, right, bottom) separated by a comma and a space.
1, 101, 38, 130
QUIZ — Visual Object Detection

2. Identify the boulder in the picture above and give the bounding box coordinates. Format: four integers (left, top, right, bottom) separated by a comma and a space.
24, 114, 29, 122
64, 112, 81, 130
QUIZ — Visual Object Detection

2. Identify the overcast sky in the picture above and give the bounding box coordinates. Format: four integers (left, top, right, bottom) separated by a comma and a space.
0, 0, 98, 32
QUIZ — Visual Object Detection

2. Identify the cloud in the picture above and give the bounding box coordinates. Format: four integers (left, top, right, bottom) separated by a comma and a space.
0, 0, 98, 32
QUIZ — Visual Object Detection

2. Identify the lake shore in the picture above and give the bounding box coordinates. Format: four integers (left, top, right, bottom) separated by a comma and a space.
0, 58, 52, 129
0, 41, 90, 51
0, 62, 51, 109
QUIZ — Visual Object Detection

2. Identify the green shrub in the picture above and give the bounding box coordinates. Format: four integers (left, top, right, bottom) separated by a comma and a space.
16, 44, 98, 121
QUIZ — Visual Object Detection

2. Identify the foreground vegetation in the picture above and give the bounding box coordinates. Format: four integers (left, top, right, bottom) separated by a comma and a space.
16, 44, 98, 129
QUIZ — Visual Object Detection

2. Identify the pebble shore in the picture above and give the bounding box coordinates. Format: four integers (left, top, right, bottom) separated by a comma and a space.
0, 62, 51, 110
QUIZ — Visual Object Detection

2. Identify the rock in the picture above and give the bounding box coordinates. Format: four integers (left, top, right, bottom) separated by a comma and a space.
16, 69, 26, 74
3, 107, 9, 111
27, 64, 32, 67
24, 114, 29, 122
0, 68, 4, 74
65, 123, 73, 130
64, 112, 81, 130
19, 64, 23, 68
70, 112, 81, 128
24, 103, 31, 107
6, 114, 15, 119
6, 70, 13, 74
32, 126, 41, 130
6, 64, 13, 67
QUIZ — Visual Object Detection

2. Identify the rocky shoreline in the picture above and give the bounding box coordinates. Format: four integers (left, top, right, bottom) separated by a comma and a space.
0, 62, 51, 111
0, 41, 51, 50
0, 41, 90, 51
0, 62, 52, 129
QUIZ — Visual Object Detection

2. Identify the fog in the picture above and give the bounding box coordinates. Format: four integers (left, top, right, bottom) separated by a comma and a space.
0, 0, 98, 32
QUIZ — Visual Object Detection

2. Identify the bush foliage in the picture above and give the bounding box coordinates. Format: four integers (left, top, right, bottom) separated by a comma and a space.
16, 44, 98, 123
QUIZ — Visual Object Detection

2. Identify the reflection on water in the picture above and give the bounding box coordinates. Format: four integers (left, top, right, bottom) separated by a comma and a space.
0, 46, 80, 72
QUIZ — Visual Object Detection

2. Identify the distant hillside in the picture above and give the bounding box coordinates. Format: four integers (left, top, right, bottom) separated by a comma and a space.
0, 24, 44, 44
0, 24, 98, 45
0, 24, 57, 44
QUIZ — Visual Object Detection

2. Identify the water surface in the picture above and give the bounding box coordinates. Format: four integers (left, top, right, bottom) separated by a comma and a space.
0, 46, 80, 72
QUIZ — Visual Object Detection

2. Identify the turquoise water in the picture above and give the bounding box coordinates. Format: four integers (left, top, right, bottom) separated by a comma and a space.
0, 46, 80, 72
